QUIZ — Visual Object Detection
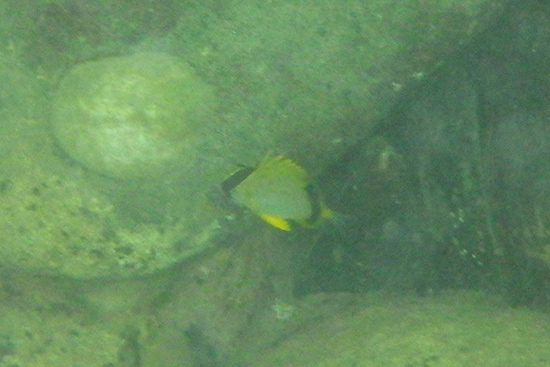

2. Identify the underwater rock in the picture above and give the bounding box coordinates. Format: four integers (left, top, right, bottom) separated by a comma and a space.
247, 291, 550, 367
51, 52, 216, 179
0, 120, 218, 280
0, 289, 125, 366
0, 154, 213, 279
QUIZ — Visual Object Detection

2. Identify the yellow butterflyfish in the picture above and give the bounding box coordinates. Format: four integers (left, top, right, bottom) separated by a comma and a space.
222, 155, 334, 231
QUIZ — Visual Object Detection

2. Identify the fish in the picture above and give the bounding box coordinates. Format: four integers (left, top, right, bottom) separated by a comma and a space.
222, 155, 334, 231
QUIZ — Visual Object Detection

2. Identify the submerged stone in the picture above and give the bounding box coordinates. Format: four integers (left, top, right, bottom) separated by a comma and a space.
51, 52, 216, 180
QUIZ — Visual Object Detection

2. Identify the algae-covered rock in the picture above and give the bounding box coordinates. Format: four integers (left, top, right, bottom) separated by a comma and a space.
246, 291, 550, 367
51, 52, 217, 180
0, 165, 213, 279
0, 299, 125, 367
0, 268, 161, 367
170, 0, 504, 172
0, 124, 217, 279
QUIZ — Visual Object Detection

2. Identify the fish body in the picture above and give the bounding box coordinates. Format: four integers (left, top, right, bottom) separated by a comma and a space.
224, 155, 333, 231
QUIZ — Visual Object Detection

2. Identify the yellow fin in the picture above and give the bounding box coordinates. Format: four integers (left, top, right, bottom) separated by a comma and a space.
260, 213, 292, 231
258, 155, 310, 184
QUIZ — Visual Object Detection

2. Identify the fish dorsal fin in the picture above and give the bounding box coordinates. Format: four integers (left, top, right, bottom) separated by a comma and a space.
258, 155, 310, 184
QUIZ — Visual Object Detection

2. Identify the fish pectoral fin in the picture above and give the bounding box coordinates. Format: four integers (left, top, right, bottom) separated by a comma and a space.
260, 214, 292, 231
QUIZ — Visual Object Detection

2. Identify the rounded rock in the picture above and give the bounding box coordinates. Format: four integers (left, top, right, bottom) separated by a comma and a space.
51, 52, 216, 179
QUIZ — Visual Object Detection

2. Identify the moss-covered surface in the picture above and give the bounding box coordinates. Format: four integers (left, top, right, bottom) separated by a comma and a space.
0, 119, 218, 279
165, 0, 505, 170
244, 291, 550, 367
0, 286, 126, 367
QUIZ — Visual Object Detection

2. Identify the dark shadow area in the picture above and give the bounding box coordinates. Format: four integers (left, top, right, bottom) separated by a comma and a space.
297, 0, 550, 308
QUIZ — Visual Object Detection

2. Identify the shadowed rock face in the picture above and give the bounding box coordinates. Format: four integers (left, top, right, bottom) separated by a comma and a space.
297, 0, 550, 307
